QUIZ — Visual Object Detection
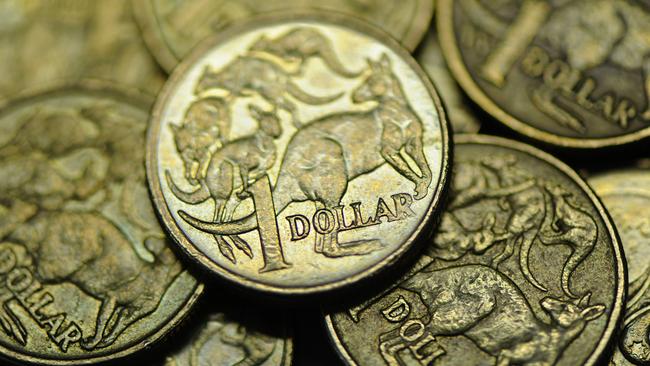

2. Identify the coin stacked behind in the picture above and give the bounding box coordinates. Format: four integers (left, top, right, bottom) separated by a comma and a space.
0, 1, 647, 365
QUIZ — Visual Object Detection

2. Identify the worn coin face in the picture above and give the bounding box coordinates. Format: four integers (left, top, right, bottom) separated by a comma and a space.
590, 170, 650, 365
147, 14, 451, 295
0, 0, 165, 96
163, 309, 292, 366
133, 0, 434, 71
0, 84, 202, 365
417, 30, 481, 134
326, 134, 625, 366
438, 0, 650, 148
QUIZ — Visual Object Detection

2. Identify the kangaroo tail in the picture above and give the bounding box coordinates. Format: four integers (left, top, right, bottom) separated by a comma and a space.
319, 48, 362, 78
287, 81, 343, 105
518, 233, 548, 292
165, 170, 210, 204
179, 211, 258, 235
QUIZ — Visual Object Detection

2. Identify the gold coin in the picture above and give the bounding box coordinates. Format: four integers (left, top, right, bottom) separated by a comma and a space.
326, 134, 625, 366
146, 14, 451, 295
163, 308, 292, 366
0, 0, 165, 96
438, 0, 650, 148
416, 29, 481, 134
590, 170, 650, 366
0, 83, 202, 365
133, 0, 434, 71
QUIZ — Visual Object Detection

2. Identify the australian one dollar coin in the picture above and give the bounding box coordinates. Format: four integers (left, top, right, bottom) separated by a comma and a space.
133, 0, 434, 71
146, 14, 451, 295
0, 0, 165, 97
590, 170, 650, 365
163, 306, 292, 366
437, 0, 650, 148
0, 83, 202, 365
326, 134, 625, 366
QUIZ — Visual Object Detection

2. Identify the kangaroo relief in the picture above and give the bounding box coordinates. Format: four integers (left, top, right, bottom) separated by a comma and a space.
149, 17, 450, 294
326, 136, 624, 366
440, 0, 650, 147
0, 87, 201, 364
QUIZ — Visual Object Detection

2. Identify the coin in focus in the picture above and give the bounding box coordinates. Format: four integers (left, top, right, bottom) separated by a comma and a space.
416, 30, 481, 134
0, 84, 202, 365
326, 134, 625, 366
438, 0, 650, 148
163, 309, 292, 366
0, 0, 165, 96
133, 0, 434, 71
590, 170, 650, 366
147, 14, 451, 295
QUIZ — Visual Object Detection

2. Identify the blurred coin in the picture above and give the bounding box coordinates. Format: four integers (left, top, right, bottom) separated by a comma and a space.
0, 83, 201, 365
590, 170, 650, 365
326, 134, 625, 366
0, 0, 165, 96
438, 0, 650, 148
163, 309, 292, 366
416, 30, 481, 134
146, 14, 451, 295
133, 0, 434, 71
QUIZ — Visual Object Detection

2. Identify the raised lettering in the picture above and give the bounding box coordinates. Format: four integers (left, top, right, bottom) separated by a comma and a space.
249, 176, 291, 273
0, 248, 16, 274
53, 323, 81, 352
7, 267, 32, 293
285, 214, 310, 241
374, 197, 396, 223
382, 296, 411, 323
313, 209, 336, 235
392, 193, 415, 221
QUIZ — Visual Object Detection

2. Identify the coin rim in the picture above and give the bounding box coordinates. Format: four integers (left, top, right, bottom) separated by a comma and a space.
0, 80, 204, 366
436, 0, 650, 149
132, 0, 434, 72
324, 134, 626, 366
145, 12, 452, 295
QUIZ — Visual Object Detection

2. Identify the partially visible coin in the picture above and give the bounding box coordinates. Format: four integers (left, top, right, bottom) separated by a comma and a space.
0, 0, 165, 96
163, 309, 292, 366
146, 14, 451, 295
0, 83, 202, 365
416, 30, 481, 134
438, 0, 650, 148
326, 134, 625, 366
590, 170, 650, 366
133, 0, 434, 71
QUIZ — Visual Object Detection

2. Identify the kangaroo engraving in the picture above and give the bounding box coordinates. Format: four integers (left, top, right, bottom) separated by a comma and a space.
170, 97, 231, 185
167, 104, 282, 264
399, 265, 605, 366
537, 185, 598, 299
540, 0, 650, 120
463, 0, 650, 124
426, 157, 597, 298
195, 56, 342, 126
249, 27, 361, 78
179, 54, 432, 258
7, 211, 182, 350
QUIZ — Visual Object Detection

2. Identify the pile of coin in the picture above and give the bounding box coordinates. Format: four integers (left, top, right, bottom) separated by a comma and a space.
0, 1, 646, 365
